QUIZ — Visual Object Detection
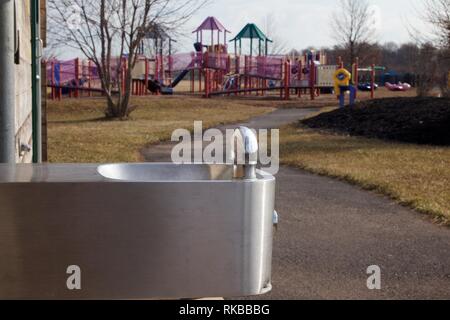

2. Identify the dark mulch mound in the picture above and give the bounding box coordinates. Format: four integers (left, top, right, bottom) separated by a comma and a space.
302, 97, 450, 146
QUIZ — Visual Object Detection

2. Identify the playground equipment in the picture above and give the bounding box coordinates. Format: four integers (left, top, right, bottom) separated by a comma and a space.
47, 58, 99, 100
358, 82, 379, 91
46, 16, 389, 103
46, 23, 181, 100
135, 24, 175, 95
46, 49, 337, 101
46, 17, 338, 101
385, 82, 412, 91
189, 16, 230, 94
194, 16, 231, 52
203, 47, 336, 100
199, 20, 335, 100
230, 23, 272, 56
334, 68, 356, 108
352, 59, 385, 99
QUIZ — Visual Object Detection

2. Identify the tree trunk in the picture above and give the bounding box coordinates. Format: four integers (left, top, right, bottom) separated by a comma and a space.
120, 68, 133, 118
348, 41, 356, 69
105, 99, 121, 118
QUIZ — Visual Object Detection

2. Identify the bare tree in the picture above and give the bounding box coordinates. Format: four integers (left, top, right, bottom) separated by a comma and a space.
396, 43, 420, 74
48, 0, 207, 119
415, 43, 439, 96
330, 0, 377, 66
422, 0, 450, 47
410, 0, 450, 96
42, 45, 60, 61
423, 0, 450, 96
262, 14, 289, 55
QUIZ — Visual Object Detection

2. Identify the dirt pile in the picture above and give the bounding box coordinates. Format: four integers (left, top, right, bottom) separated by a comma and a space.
302, 97, 450, 146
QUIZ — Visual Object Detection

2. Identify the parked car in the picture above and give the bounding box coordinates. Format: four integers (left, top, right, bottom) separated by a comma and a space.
385, 82, 412, 92
358, 83, 379, 91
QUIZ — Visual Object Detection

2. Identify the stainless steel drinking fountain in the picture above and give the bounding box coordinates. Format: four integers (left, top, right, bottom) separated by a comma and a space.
0, 128, 277, 299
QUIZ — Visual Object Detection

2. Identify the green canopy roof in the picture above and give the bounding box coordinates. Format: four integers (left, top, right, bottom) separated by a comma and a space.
230, 23, 273, 42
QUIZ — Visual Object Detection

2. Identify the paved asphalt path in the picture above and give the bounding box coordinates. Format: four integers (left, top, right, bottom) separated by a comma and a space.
141, 109, 450, 300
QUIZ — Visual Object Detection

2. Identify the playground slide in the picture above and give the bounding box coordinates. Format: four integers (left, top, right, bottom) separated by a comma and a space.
170, 59, 196, 88
385, 82, 412, 92
145, 58, 195, 94
170, 69, 190, 88
147, 80, 173, 95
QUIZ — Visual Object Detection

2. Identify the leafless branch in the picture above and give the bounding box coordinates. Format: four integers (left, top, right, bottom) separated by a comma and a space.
330, 0, 377, 65
47, 0, 209, 118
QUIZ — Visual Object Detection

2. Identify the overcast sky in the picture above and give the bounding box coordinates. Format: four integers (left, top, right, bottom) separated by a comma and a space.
177, 0, 430, 51
55, 0, 431, 58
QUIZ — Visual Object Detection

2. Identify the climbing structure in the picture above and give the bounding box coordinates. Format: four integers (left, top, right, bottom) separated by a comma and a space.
46, 17, 381, 101
141, 24, 175, 87
193, 16, 231, 52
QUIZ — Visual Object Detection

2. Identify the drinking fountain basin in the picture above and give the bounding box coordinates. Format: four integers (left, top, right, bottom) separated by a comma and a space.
97, 163, 236, 181
0, 163, 276, 299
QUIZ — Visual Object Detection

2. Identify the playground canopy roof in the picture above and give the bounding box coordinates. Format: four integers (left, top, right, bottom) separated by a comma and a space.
230, 23, 273, 42
193, 16, 230, 33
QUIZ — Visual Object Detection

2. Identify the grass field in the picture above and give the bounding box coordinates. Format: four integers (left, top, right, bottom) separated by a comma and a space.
48, 96, 274, 163
47, 90, 450, 225
280, 124, 450, 225
48, 87, 382, 164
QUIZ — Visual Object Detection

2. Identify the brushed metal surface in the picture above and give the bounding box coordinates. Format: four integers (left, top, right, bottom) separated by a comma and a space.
97, 163, 235, 181
0, 164, 275, 299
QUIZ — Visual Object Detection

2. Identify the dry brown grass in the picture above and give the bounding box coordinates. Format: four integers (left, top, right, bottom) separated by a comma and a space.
48, 96, 273, 163
173, 87, 418, 109
280, 124, 450, 225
